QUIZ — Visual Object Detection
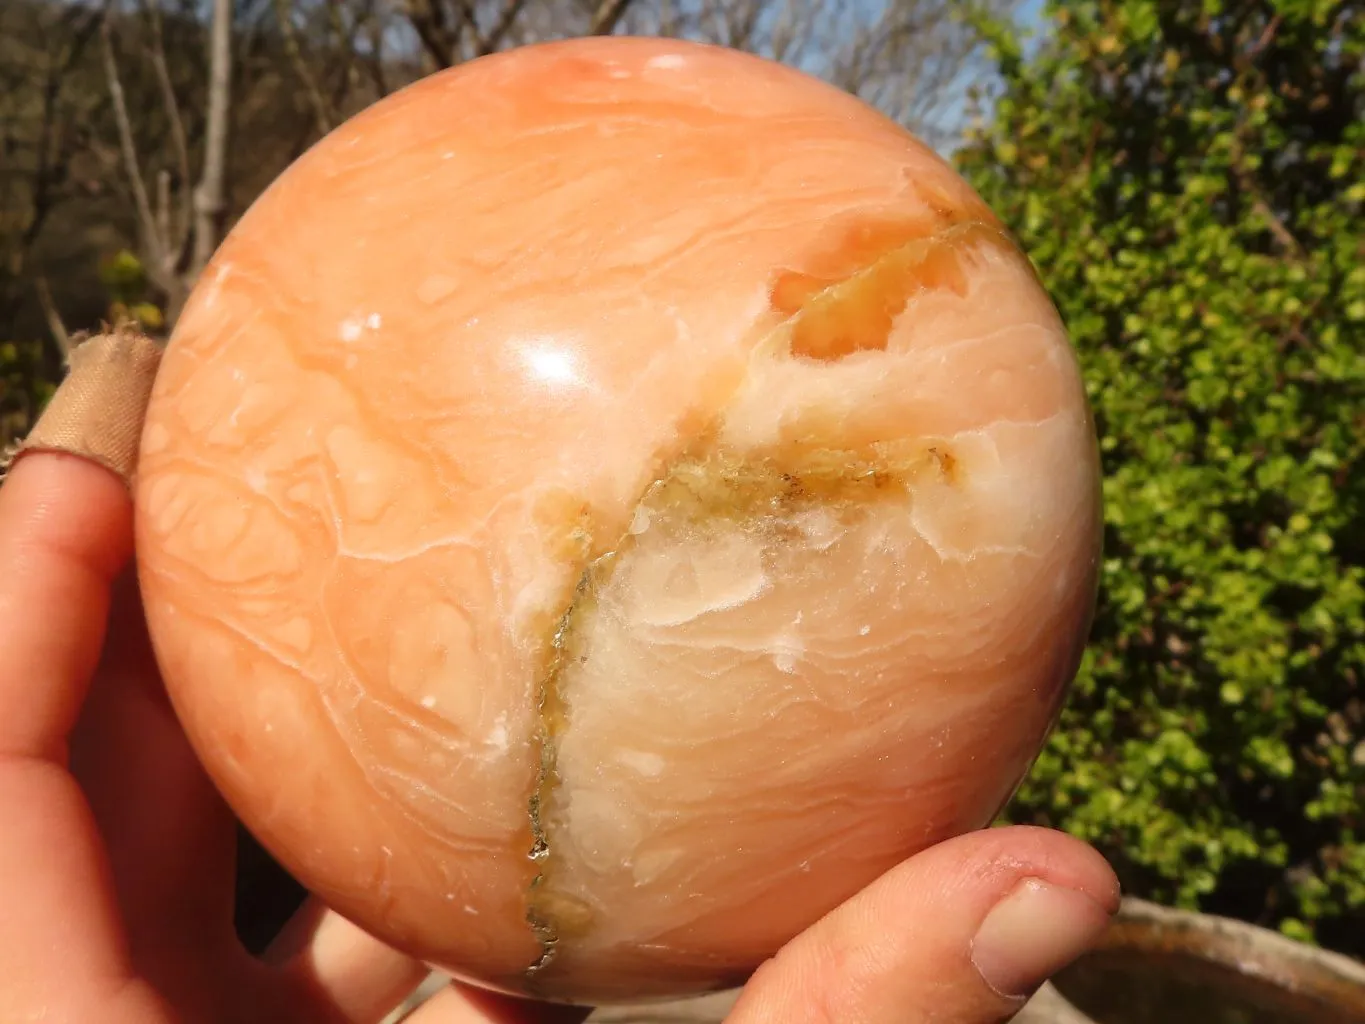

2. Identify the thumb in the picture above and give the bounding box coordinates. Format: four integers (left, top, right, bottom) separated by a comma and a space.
725, 825, 1119, 1024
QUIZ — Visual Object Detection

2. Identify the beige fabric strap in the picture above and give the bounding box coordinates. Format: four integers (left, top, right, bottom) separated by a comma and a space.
2, 325, 163, 488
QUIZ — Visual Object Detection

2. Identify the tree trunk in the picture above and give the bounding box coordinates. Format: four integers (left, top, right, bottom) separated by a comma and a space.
191, 0, 234, 286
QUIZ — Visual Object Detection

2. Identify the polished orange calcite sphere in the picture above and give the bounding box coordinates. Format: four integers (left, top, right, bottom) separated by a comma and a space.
133, 37, 1101, 1005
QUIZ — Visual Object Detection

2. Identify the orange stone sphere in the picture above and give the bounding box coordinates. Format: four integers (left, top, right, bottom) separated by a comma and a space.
133, 37, 1101, 1005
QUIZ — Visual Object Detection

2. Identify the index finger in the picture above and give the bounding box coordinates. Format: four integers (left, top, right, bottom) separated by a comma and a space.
0, 451, 147, 1019
0, 451, 133, 760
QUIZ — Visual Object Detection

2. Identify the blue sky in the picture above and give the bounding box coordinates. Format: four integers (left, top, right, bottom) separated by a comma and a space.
934, 0, 1053, 153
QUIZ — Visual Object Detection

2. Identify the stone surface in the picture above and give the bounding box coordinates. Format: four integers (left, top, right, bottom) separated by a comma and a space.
134, 37, 1101, 1005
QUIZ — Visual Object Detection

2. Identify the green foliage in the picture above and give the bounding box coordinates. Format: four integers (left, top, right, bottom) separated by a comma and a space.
99, 250, 165, 331
0, 338, 53, 450
958, 1, 1365, 947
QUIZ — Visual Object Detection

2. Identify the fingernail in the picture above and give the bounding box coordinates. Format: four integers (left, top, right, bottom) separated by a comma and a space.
971, 878, 1114, 998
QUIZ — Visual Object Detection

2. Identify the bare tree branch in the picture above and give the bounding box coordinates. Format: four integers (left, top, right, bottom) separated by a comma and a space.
101, 6, 168, 275
142, 0, 193, 256
33, 277, 70, 359
767, 0, 807, 64
362, 14, 391, 96
655, 0, 684, 37
721, 0, 764, 51
275, 0, 333, 134
405, 0, 457, 68
590, 0, 634, 35
2, 2, 101, 318
479, 0, 530, 55
326, 0, 368, 107
191, 0, 234, 281
156, 167, 173, 248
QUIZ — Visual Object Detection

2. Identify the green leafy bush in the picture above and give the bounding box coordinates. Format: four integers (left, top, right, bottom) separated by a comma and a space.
957, 0, 1364, 948
99, 250, 165, 332
0, 338, 53, 451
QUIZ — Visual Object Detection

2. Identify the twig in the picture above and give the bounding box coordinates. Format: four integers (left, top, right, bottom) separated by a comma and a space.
404, 0, 456, 68
723, 0, 762, 51
477, 0, 528, 55
362, 15, 389, 96
767, 0, 805, 63
100, 5, 167, 274
656, 0, 684, 38
590, 0, 634, 35
141, 0, 194, 263
18, 6, 101, 256
275, 0, 332, 135
326, 0, 364, 106
1229, 123, 1302, 257
156, 168, 172, 249
1250, 194, 1302, 255
1247, 13, 1281, 60
33, 277, 71, 359
190, 0, 234, 281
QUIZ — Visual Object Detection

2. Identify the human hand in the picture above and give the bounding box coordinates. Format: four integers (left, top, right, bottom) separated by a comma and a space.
0, 449, 1119, 1024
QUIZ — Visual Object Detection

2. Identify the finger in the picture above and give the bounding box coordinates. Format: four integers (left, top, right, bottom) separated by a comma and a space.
0, 452, 132, 758
268, 899, 433, 1023
70, 571, 239, 946
405, 982, 592, 1024
0, 453, 140, 1015
726, 825, 1119, 1024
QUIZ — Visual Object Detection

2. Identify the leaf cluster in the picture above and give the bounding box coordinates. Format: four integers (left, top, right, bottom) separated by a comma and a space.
957, 0, 1365, 948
